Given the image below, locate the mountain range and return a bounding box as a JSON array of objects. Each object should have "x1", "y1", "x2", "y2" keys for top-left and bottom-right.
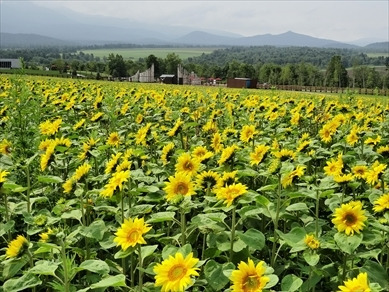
[{"x1": 1, "y1": 1, "x2": 388, "y2": 50}]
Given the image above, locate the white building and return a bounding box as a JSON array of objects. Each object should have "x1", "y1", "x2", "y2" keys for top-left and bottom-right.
[{"x1": 0, "y1": 59, "x2": 22, "y2": 69}]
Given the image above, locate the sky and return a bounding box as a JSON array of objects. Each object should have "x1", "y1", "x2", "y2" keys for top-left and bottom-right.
[{"x1": 30, "y1": 0, "x2": 389, "y2": 42}]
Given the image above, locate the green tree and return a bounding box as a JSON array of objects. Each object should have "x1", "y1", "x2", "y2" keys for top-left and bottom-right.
[
  {"x1": 107, "y1": 53, "x2": 127, "y2": 78},
  {"x1": 165, "y1": 53, "x2": 181, "y2": 74},
  {"x1": 325, "y1": 55, "x2": 348, "y2": 87}
]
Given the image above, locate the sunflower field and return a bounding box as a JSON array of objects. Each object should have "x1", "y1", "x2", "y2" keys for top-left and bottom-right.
[{"x1": 0, "y1": 74, "x2": 388, "y2": 292}]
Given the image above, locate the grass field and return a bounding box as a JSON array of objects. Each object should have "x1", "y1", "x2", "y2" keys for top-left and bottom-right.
[{"x1": 79, "y1": 47, "x2": 219, "y2": 60}]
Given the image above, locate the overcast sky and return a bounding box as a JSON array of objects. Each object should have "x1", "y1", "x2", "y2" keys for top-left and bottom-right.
[{"x1": 31, "y1": 0, "x2": 389, "y2": 42}]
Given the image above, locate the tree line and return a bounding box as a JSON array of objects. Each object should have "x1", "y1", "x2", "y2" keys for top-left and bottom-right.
[{"x1": 0, "y1": 46, "x2": 388, "y2": 89}]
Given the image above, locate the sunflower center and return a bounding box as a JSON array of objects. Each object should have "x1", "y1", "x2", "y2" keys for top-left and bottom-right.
[
  {"x1": 127, "y1": 229, "x2": 140, "y2": 242},
  {"x1": 175, "y1": 182, "x2": 189, "y2": 195},
  {"x1": 184, "y1": 161, "x2": 193, "y2": 171},
  {"x1": 168, "y1": 264, "x2": 187, "y2": 281},
  {"x1": 243, "y1": 274, "x2": 260, "y2": 290},
  {"x1": 344, "y1": 213, "x2": 357, "y2": 225}
]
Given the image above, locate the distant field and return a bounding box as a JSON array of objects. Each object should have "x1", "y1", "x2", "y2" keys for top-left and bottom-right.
[
  {"x1": 80, "y1": 47, "x2": 219, "y2": 60},
  {"x1": 366, "y1": 52, "x2": 389, "y2": 58}
]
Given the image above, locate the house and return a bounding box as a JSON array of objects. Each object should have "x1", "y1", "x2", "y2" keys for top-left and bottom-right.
[
  {"x1": 227, "y1": 78, "x2": 258, "y2": 89},
  {"x1": 0, "y1": 58, "x2": 22, "y2": 69}
]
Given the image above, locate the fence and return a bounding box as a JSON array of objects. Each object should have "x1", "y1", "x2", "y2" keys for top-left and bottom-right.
[{"x1": 257, "y1": 84, "x2": 388, "y2": 96}]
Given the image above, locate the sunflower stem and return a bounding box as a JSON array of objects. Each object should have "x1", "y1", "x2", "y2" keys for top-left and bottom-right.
[
  {"x1": 130, "y1": 253, "x2": 135, "y2": 288},
  {"x1": 59, "y1": 239, "x2": 70, "y2": 292},
  {"x1": 229, "y1": 206, "x2": 236, "y2": 262},
  {"x1": 341, "y1": 253, "x2": 348, "y2": 282},
  {"x1": 201, "y1": 232, "x2": 207, "y2": 260},
  {"x1": 138, "y1": 245, "x2": 143, "y2": 292},
  {"x1": 381, "y1": 177, "x2": 385, "y2": 194},
  {"x1": 121, "y1": 190, "x2": 125, "y2": 224},
  {"x1": 181, "y1": 208, "x2": 186, "y2": 245},
  {"x1": 179, "y1": 131, "x2": 186, "y2": 151},
  {"x1": 25, "y1": 165, "x2": 31, "y2": 214},
  {"x1": 271, "y1": 173, "x2": 282, "y2": 267},
  {"x1": 315, "y1": 188, "x2": 320, "y2": 237}
]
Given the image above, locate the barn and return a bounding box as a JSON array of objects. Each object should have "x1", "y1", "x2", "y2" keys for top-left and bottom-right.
[
  {"x1": 227, "y1": 78, "x2": 258, "y2": 89},
  {"x1": 160, "y1": 74, "x2": 177, "y2": 84},
  {"x1": 0, "y1": 59, "x2": 22, "y2": 69}
]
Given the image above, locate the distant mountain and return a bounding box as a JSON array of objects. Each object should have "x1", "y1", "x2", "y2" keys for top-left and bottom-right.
[
  {"x1": 0, "y1": 33, "x2": 75, "y2": 48},
  {"x1": 173, "y1": 31, "x2": 358, "y2": 48},
  {"x1": 364, "y1": 42, "x2": 389, "y2": 52},
  {"x1": 0, "y1": 1, "x2": 384, "y2": 49}
]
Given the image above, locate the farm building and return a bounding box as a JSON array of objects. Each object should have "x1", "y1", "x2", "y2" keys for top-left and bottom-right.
[
  {"x1": 227, "y1": 78, "x2": 258, "y2": 89},
  {"x1": 130, "y1": 63, "x2": 155, "y2": 82},
  {"x1": 0, "y1": 58, "x2": 21, "y2": 69},
  {"x1": 160, "y1": 74, "x2": 178, "y2": 84}
]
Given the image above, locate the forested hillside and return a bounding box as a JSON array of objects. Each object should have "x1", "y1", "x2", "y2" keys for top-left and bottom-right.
[{"x1": 187, "y1": 46, "x2": 387, "y2": 68}]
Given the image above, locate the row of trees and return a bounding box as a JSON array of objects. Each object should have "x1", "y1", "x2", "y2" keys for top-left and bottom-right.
[{"x1": 1, "y1": 46, "x2": 388, "y2": 88}]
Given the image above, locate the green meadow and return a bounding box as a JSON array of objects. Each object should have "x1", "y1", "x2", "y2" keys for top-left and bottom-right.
[{"x1": 80, "y1": 47, "x2": 220, "y2": 60}]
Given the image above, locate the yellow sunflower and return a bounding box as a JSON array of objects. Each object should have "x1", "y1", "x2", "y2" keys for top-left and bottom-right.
[
  {"x1": 175, "y1": 153, "x2": 200, "y2": 177},
  {"x1": 215, "y1": 183, "x2": 248, "y2": 207},
  {"x1": 218, "y1": 145, "x2": 239, "y2": 166},
  {"x1": 161, "y1": 142, "x2": 175, "y2": 165},
  {"x1": 5, "y1": 235, "x2": 29, "y2": 259},
  {"x1": 73, "y1": 118, "x2": 86, "y2": 131},
  {"x1": 250, "y1": 144, "x2": 270, "y2": 166},
  {"x1": 346, "y1": 126, "x2": 359, "y2": 146},
  {"x1": 352, "y1": 165, "x2": 367, "y2": 179},
  {"x1": 195, "y1": 170, "x2": 221, "y2": 191},
  {"x1": 73, "y1": 162, "x2": 92, "y2": 181},
  {"x1": 304, "y1": 234, "x2": 320, "y2": 250},
  {"x1": 373, "y1": 193, "x2": 389, "y2": 212},
  {"x1": 0, "y1": 139, "x2": 12, "y2": 155},
  {"x1": 273, "y1": 148, "x2": 295, "y2": 161},
  {"x1": 167, "y1": 118, "x2": 184, "y2": 137},
  {"x1": 338, "y1": 272, "x2": 371, "y2": 292},
  {"x1": 164, "y1": 172, "x2": 195, "y2": 202},
  {"x1": 332, "y1": 201, "x2": 367, "y2": 235},
  {"x1": 240, "y1": 125, "x2": 257, "y2": 143},
  {"x1": 333, "y1": 173, "x2": 354, "y2": 184},
  {"x1": 192, "y1": 146, "x2": 213, "y2": 162},
  {"x1": 105, "y1": 152, "x2": 122, "y2": 174},
  {"x1": 364, "y1": 161, "x2": 387, "y2": 185},
  {"x1": 114, "y1": 217, "x2": 151, "y2": 250},
  {"x1": 323, "y1": 154, "x2": 344, "y2": 177},
  {"x1": 217, "y1": 171, "x2": 238, "y2": 188},
  {"x1": 154, "y1": 252, "x2": 200, "y2": 292},
  {"x1": 0, "y1": 169, "x2": 9, "y2": 183},
  {"x1": 230, "y1": 258, "x2": 270, "y2": 292},
  {"x1": 63, "y1": 178, "x2": 75, "y2": 194},
  {"x1": 107, "y1": 132, "x2": 120, "y2": 147},
  {"x1": 377, "y1": 145, "x2": 389, "y2": 157},
  {"x1": 211, "y1": 132, "x2": 223, "y2": 153}
]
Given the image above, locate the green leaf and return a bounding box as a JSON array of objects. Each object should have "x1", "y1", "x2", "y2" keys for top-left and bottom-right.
[
  {"x1": 114, "y1": 246, "x2": 136, "y2": 259},
  {"x1": 303, "y1": 250, "x2": 320, "y2": 266},
  {"x1": 0, "y1": 220, "x2": 15, "y2": 237},
  {"x1": 255, "y1": 194, "x2": 271, "y2": 206},
  {"x1": 28, "y1": 260, "x2": 59, "y2": 276},
  {"x1": 89, "y1": 274, "x2": 128, "y2": 289},
  {"x1": 276, "y1": 227, "x2": 306, "y2": 247},
  {"x1": 233, "y1": 238, "x2": 247, "y2": 252},
  {"x1": 61, "y1": 209, "x2": 82, "y2": 222},
  {"x1": 286, "y1": 202, "x2": 308, "y2": 212},
  {"x1": 80, "y1": 220, "x2": 106, "y2": 241},
  {"x1": 2, "y1": 257, "x2": 29, "y2": 279},
  {"x1": 37, "y1": 175, "x2": 64, "y2": 184},
  {"x1": 265, "y1": 274, "x2": 279, "y2": 289},
  {"x1": 281, "y1": 274, "x2": 303, "y2": 292},
  {"x1": 204, "y1": 260, "x2": 234, "y2": 291},
  {"x1": 239, "y1": 228, "x2": 265, "y2": 251},
  {"x1": 139, "y1": 245, "x2": 158, "y2": 261},
  {"x1": 361, "y1": 260, "x2": 389, "y2": 290},
  {"x1": 147, "y1": 212, "x2": 176, "y2": 223},
  {"x1": 3, "y1": 273, "x2": 42, "y2": 292},
  {"x1": 137, "y1": 185, "x2": 160, "y2": 193},
  {"x1": 238, "y1": 168, "x2": 259, "y2": 177},
  {"x1": 78, "y1": 260, "x2": 110, "y2": 275},
  {"x1": 334, "y1": 232, "x2": 362, "y2": 254}
]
